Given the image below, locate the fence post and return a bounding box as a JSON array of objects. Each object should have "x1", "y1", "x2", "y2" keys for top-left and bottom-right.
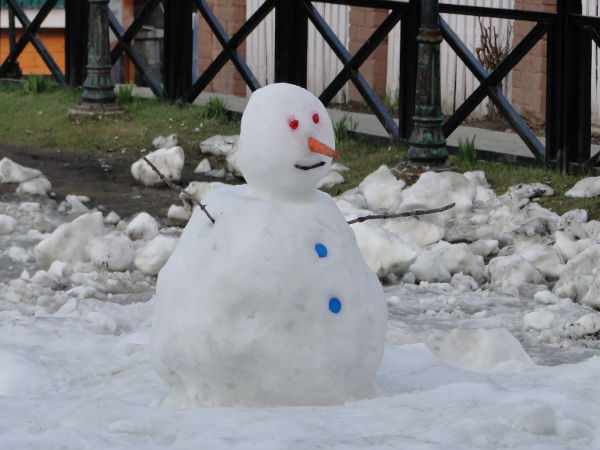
[
  {"x1": 406, "y1": 0, "x2": 448, "y2": 168},
  {"x1": 557, "y1": 0, "x2": 587, "y2": 173},
  {"x1": 398, "y1": 0, "x2": 419, "y2": 141},
  {"x1": 274, "y1": 0, "x2": 307, "y2": 87},
  {"x1": 164, "y1": 0, "x2": 193, "y2": 102},
  {"x1": 65, "y1": 0, "x2": 88, "y2": 86}
]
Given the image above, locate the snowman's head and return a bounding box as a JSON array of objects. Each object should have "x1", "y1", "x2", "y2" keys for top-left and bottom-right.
[{"x1": 238, "y1": 83, "x2": 337, "y2": 200}]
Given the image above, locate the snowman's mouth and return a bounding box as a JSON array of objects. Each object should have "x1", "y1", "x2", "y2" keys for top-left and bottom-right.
[{"x1": 295, "y1": 161, "x2": 326, "y2": 170}]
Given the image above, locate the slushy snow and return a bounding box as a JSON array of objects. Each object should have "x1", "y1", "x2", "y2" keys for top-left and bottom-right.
[{"x1": 2, "y1": 100, "x2": 600, "y2": 446}]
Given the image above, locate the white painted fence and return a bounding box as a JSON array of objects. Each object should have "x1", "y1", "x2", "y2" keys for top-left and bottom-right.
[
  {"x1": 246, "y1": 0, "x2": 349, "y2": 102},
  {"x1": 584, "y1": 0, "x2": 600, "y2": 125}
]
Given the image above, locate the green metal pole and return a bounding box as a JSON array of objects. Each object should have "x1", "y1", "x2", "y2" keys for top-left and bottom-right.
[
  {"x1": 406, "y1": 0, "x2": 447, "y2": 168},
  {"x1": 70, "y1": 0, "x2": 122, "y2": 114}
]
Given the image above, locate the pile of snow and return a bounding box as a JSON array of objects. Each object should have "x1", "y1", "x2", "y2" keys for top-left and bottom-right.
[
  {"x1": 0, "y1": 157, "x2": 52, "y2": 196},
  {"x1": 131, "y1": 146, "x2": 185, "y2": 187},
  {"x1": 2, "y1": 150, "x2": 600, "y2": 447}
]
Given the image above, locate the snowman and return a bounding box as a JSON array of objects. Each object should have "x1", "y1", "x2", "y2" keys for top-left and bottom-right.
[{"x1": 151, "y1": 83, "x2": 387, "y2": 408}]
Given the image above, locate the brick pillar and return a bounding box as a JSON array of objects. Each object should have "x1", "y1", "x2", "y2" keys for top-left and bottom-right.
[
  {"x1": 511, "y1": 0, "x2": 556, "y2": 125},
  {"x1": 348, "y1": 6, "x2": 388, "y2": 103},
  {"x1": 196, "y1": 0, "x2": 246, "y2": 96}
]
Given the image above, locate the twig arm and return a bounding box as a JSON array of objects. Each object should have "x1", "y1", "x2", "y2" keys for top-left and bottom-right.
[
  {"x1": 347, "y1": 203, "x2": 455, "y2": 225},
  {"x1": 142, "y1": 156, "x2": 216, "y2": 224}
]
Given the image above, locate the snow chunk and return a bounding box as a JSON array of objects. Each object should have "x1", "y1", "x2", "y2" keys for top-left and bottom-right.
[
  {"x1": 0, "y1": 157, "x2": 41, "y2": 182},
  {"x1": 200, "y1": 134, "x2": 238, "y2": 156},
  {"x1": 226, "y1": 151, "x2": 241, "y2": 177},
  {"x1": 358, "y1": 165, "x2": 406, "y2": 212},
  {"x1": 408, "y1": 251, "x2": 451, "y2": 283},
  {"x1": 104, "y1": 211, "x2": 121, "y2": 226},
  {"x1": 383, "y1": 217, "x2": 444, "y2": 247},
  {"x1": 85, "y1": 311, "x2": 118, "y2": 334},
  {"x1": 399, "y1": 171, "x2": 476, "y2": 217},
  {"x1": 152, "y1": 133, "x2": 178, "y2": 149},
  {"x1": 431, "y1": 242, "x2": 485, "y2": 280},
  {"x1": 317, "y1": 170, "x2": 344, "y2": 190},
  {"x1": 87, "y1": 234, "x2": 135, "y2": 271},
  {"x1": 518, "y1": 244, "x2": 563, "y2": 280},
  {"x1": 431, "y1": 328, "x2": 533, "y2": 371},
  {"x1": 521, "y1": 403, "x2": 556, "y2": 435},
  {"x1": 126, "y1": 212, "x2": 158, "y2": 241},
  {"x1": 0, "y1": 214, "x2": 17, "y2": 234},
  {"x1": 533, "y1": 290, "x2": 561, "y2": 305},
  {"x1": 554, "y1": 244, "x2": 600, "y2": 301},
  {"x1": 131, "y1": 146, "x2": 184, "y2": 186},
  {"x1": 523, "y1": 310, "x2": 556, "y2": 331},
  {"x1": 581, "y1": 268, "x2": 600, "y2": 309},
  {"x1": 567, "y1": 313, "x2": 600, "y2": 337},
  {"x1": 167, "y1": 205, "x2": 191, "y2": 225},
  {"x1": 58, "y1": 195, "x2": 90, "y2": 215},
  {"x1": 350, "y1": 222, "x2": 418, "y2": 278},
  {"x1": 34, "y1": 211, "x2": 105, "y2": 266},
  {"x1": 565, "y1": 176, "x2": 600, "y2": 198},
  {"x1": 184, "y1": 181, "x2": 227, "y2": 203},
  {"x1": 194, "y1": 158, "x2": 211, "y2": 174},
  {"x1": 134, "y1": 235, "x2": 177, "y2": 275},
  {"x1": 488, "y1": 254, "x2": 543, "y2": 295},
  {"x1": 16, "y1": 177, "x2": 51, "y2": 196},
  {"x1": 469, "y1": 239, "x2": 499, "y2": 257},
  {"x1": 8, "y1": 246, "x2": 30, "y2": 263}
]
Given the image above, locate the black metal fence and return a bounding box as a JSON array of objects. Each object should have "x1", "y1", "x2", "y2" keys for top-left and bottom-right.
[{"x1": 1, "y1": 0, "x2": 599, "y2": 173}]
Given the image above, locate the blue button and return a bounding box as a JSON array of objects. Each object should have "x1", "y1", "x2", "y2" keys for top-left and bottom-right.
[
  {"x1": 329, "y1": 297, "x2": 341, "y2": 314},
  {"x1": 315, "y1": 243, "x2": 327, "y2": 258}
]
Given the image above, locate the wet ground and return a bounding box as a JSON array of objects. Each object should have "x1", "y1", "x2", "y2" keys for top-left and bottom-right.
[{"x1": 0, "y1": 144, "x2": 211, "y2": 220}]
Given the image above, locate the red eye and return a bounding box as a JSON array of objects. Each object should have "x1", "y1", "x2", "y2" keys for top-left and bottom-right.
[
  {"x1": 312, "y1": 113, "x2": 320, "y2": 124},
  {"x1": 289, "y1": 119, "x2": 299, "y2": 130}
]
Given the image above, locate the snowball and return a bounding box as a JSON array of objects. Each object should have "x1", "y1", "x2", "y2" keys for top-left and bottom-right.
[
  {"x1": 134, "y1": 235, "x2": 177, "y2": 275},
  {"x1": 358, "y1": 165, "x2": 406, "y2": 212},
  {"x1": 104, "y1": 211, "x2": 121, "y2": 226},
  {"x1": 126, "y1": 212, "x2": 158, "y2": 240},
  {"x1": 34, "y1": 212, "x2": 106, "y2": 266},
  {"x1": 582, "y1": 268, "x2": 600, "y2": 309},
  {"x1": 0, "y1": 157, "x2": 42, "y2": 183},
  {"x1": 226, "y1": 151, "x2": 242, "y2": 177},
  {"x1": 0, "y1": 214, "x2": 17, "y2": 234},
  {"x1": 469, "y1": 239, "x2": 499, "y2": 257},
  {"x1": 350, "y1": 221, "x2": 418, "y2": 278},
  {"x1": 431, "y1": 328, "x2": 533, "y2": 371},
  {"x1": 199, "y1": 134, "x2": 238, "y2": 156},
  {"x1": 7, "y1": 246, "x2": 29, "y2": 263},
  {"x1": 317, "y1": 170, "x2": 344, "y2": 189},
  {"x1": 408, "y1": 250, "x2": 451, "y2": 283},
  {"x1": 565, "y1": 176, "x2": 600, "y2": 198},
  {"x1": 193, "y1": 158, "x2": 211, "y2": 174},
  {"x1": 567, "y1": 313, "x2": 600, "y2": 337},
  {"x1": 87, "y1": 234, "x2": 135, "y2": 271},
  {"x1": 533, "y1": 290, "x2": 561, "y2": 305},
  {"x1": 152, "y1": 133, "x2": 178, "y2": 149},
  {"x1": 184, "y1": 181, "x2": 226, "y2": 203},
  {"x1": 16, "y1": 176, "x2": 51, "y2": 196},
  {"x1": 523, "y1": 310, "x2": 556, "y2": 331},
  {"x1": 521, "y1": 403, "x2": 556, "y2": 435},
  {"x1": 167, "y1": 204, "x2": 191, "y2": 225},
  {"x1": 383, "y1": 217, "x2": 444, "y2": 247},
  {"x1": 131, "y1": 146, "x2": 184, "y2": 186}
]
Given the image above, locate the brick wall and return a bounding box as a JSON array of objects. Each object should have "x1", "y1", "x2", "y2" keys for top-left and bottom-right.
[
  {"x1": 348, "y1": 6, "x2": 388, "y2": 102},
  {"x1": 511, "y1": 0, "x2": 556, "y2": 125},
  {"x1": 196, "y1": 0, "x2": 247, "y2": 97}
]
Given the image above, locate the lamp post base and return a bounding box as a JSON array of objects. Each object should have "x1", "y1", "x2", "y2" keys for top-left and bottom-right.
[{"x1": 69, "y1": 102, "x2": 123, "y2": 115}]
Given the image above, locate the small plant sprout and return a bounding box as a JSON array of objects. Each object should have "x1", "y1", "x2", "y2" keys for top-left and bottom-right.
[
  {"x1": 457, "y1": 135, "x2": 478, "y2": 168},
  {"x1": 200, "y1": 96, "x2": 229, "y2": 120},
  {"x1": 116, "y1": 83, "x2": 135, "y2": 104},
  {"x1": 334, "y1": 113, "x2": 358, "y2": 142},
  {"x1": 23, "y1": 74, "x2": 53, "y2": 95}
]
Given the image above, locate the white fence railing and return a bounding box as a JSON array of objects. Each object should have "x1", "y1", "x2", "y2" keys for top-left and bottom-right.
[{"x1": 584, "y1": 0, "x2": 600, "y2": 125}]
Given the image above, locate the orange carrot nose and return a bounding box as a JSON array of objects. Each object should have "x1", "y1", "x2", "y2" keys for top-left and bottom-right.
[{"x1": 308, "y1": 137, "x2": 340, "y2": 158}]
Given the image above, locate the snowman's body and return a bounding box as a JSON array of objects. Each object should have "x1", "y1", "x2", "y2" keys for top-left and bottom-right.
[{"x1": 151, "y1": 83, "x2": 387, "y2": 407}]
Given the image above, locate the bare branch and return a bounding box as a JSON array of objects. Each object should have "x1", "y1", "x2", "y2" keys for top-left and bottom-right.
[
  {"x1": 142, "y1": 156, "x2": 215, "y2": 224},
  {"x1": 347, "y1": 203, "x2": 455, "y2": 225}
]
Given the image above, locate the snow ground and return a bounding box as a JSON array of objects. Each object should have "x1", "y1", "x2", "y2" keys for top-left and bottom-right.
[{"x1": 1, "y1": 156, "x2": 600, "y2": 449}]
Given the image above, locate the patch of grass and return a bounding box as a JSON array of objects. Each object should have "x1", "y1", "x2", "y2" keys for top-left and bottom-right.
[
  {"x1": 333, "y1": 113, "x2": 358, "y2": 142},
  {"x1": 382, "y1": 89, "x2": 399, "y2": 113},
  {"x1": 198, "y1": 96, "x2": 228, "y2": 120},
  {"x1": 23, "y1": 74, "x2": 54, "y2": 95},
  {"x1": 115, "y1": 83, "x2": 135, "y2": 104},
  {"x1": 457, "y1": 135, "x2": 477, "y2": 168}
]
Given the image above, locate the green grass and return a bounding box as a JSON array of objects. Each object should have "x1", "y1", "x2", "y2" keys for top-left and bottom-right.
[
  {"x1": 115, "y1": 83, "x2": 135, "y2": 104},
  {"x1": 0, "y1": 84, "x2": 597, "y2": 219}
]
